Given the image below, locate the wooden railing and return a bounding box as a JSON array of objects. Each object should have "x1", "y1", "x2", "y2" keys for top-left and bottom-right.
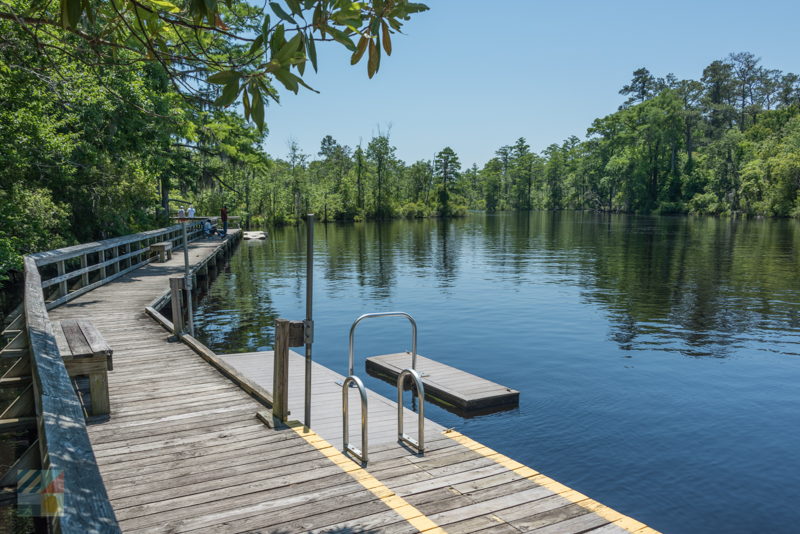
[
  {"x1": 30, "y1": 222, "x2": 203, "y2": 309},
  {"x1": 0, "y1": 222, "x2": 202, "y2": 532}
]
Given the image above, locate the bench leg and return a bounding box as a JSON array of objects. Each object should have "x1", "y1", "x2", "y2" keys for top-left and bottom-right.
[{"x1": 89, "y1": 372, "x2": 110, "y2": 415}]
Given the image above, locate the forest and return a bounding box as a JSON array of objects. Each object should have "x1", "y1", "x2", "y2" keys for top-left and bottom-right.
[{"x1": 2, "y1": 0, "x2": 799, "y2": 288}]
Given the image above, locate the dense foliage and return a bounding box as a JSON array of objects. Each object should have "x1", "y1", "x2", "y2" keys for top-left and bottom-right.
[
  {"x1": 471, "y1": 53, "x2": 800, "y2": 216},
  {"x1": 0, "y1": 0, "x2": 427, "y2": 283}
]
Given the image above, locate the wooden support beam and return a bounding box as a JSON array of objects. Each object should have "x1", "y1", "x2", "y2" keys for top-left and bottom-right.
[
  {"x1": 0, "y1": 439, "x2": 41, "y2": 488},
  {"x1": 80, "y1": 254, "x2": 89, "y2": 288},
  {"x1": 0, "y1": 416, "x2": 36, "y2": 432},
  {"x1": 0, "y1": 383, "x2": 35, "y2": 419},
  {"x1": 1, "y1": 355, "x2": 31, "y2": 379},
  {"x1": 273, "y1": 319, "x2": 290, "y2": 422},
  {"x1": 169, "y1": 278, "x2": 185, "y2": 336},
  {"x1": 0, "y1": 376, "x2": 31, "y2": 388},
  {"x1": 56, "y1": 260, "x2": 67, "y2": 298},
  {"x1": 99, "y1": 249, "x2": 106, "y2": 280}
]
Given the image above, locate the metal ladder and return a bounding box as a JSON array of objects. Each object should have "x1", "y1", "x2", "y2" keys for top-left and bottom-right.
[
  {"x1": 397, "y1": 368, "x2": 425, "y2": 454},
  {"x1": 341, "y1": 312, "x2": 426, "y2": 464}
]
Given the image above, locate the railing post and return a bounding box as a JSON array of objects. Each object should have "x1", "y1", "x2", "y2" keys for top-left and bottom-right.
[
  {"x1": 56, "y1": 260, "x2": 67, "y2": 298},
  {"x1": 80, "y1": 253, "x2": 89, "y2": 288},
  {"x1": 273, "y1": 319, "x2": 290, "y2": 422},
  {"x1": 99, "y1": 249, "x2": 107, "y2": 281},
  {"x1": 169, "y1": 277, "x2": 185, "y2": 336},
  {"x1": 273, "y1": 319, "x2": 304, "y2": 423}
]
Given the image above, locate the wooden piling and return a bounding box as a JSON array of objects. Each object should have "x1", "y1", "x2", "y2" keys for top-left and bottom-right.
[{"x1": 169, "y1": 277, "x2": 185, "y2": 335}]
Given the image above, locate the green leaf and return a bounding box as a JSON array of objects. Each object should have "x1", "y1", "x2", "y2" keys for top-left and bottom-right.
[
  {"x1": 273, "y1": 68, "x2": 298, "y2": 93},
  {"x1": 381, "y1": 20, "x2": 392, "y2": 55},
  {"x1": 242, "y1": 88, "x2": 251, "y2": 120},
  {"x1": 285, "y1": 0, "x2": 301, "y2": 15},
  {"x1": 306, "y1": 34, "x2": 318, "y2": 72},
  {"x1": 270, "y1": 24, "x2": 285, "y2": 55},
  {"x1": 367, "y1": 38, "x2": 380, "y2": 78},
  {"x1": 248, "y1": 34, "x2": 264, "y2": 55},
  {"x1": 252, "y1": 88, "x2": 265, "y2": 131},
  {"x1": 61, "y1": 0, "x2": 82, "y2": 29},
  {"x1": 215, "y1": 79, "x2": 240, "y2": 106},
  {"x1": 351, "y1": 35, "x2": 368, "y2": 65},
  {"x1": 143, "y1": 0, "x2": 180, "y2": 13},
  {"x1": 275, "y1": 33, "x2": 303, "y2": 63},
  {"x1": 262, "y1": 14, "x2": 271, "y2": 35},
  {"x1": 326, "y1": 26, "x2": 356, "y2": 51},
  {"x1": 207, "y1": 70, "x2": 240, "y2": 85},
  {"x1": 270, "y1": 2, "x2": 295, "y2": 23}
]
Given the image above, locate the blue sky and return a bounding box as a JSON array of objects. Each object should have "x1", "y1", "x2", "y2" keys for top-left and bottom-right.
[{"x1": 261, "y1": 0, "x2": 800, "y2": 167}]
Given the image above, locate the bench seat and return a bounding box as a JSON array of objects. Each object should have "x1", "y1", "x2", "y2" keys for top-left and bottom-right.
[
  {"x1": 53, "y1": 319, "x2": 113, "y2": 416},
  {"x1": 151, "y1": 241, "x2": 173, "y2": 262}
]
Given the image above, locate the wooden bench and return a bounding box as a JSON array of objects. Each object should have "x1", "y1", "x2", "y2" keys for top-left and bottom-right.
[
  {"x1": 53, "y1": 319, "x2": 113, "y2": 416},
  {"x1": 151, "y1": 241, "x2": 173, "y2": 262}
]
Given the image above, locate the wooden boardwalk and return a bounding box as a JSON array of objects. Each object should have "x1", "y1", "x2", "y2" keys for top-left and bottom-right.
[{"x1": 41, "y1": 233, "x2": 657, "y2": 533}]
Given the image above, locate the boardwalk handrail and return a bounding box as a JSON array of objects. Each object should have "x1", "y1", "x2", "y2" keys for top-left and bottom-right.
[
  {"x1": 348, "y1": 311, "x2": 417, "y2": 377},
  {"x1": 29, "y1": 222, "x2": 203, "y2": 309},
  {"x1": 22, "y1": 255, "x2": 120, "y2": 532},
  {"x1": 6, "y1": 221, "x2": 206, "y2": 532}
]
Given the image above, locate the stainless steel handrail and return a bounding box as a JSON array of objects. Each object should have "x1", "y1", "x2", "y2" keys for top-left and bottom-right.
[
  {"x1": 348, "y1": 312, "x2": 417, "y2": 377},
  {"x1": 397, "y1": 368, "x2": 425, "y2": 454},
  {"x1": 342, "y1": 375, "x2": 369, "y2": 464}
]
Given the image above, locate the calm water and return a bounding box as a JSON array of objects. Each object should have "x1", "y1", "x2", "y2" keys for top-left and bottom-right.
[{"x1": 194, "y1": 212, "x2": 800, "y2": 534}]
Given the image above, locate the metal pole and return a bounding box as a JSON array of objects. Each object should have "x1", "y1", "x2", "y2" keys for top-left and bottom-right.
[
  {"x1": 181, "y1": 221, "x2": 195, "y2": 337},
  {"x1": 304, "y1": 214, "x2": 314, "y2": 428}
]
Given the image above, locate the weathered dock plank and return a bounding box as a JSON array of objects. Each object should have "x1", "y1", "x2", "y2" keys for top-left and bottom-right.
[{"x1": 366, "y1": 351, "x2": 520, "y2": 412}]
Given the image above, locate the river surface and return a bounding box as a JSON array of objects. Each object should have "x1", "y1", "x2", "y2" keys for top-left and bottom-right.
[{"x1": 193, "y1": 212, "x2": 800, "y2": 534}]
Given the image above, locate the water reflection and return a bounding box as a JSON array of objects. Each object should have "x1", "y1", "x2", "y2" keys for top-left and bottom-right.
[
  {"x1": 192, "y1": 212, "x2": 800, "y2": 534},
  {"x1": 196, "y1": 212, "x2": 800, "y2": 359}
]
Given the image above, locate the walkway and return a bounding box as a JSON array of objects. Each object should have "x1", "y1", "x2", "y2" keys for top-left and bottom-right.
[{"x1": 45, "y1": 234, "x2": 656, "y2": 533}]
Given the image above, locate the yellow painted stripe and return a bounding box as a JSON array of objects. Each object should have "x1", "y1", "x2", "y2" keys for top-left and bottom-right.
[
  {"x1": 442, "y1": 429, "x2": 659, "y2": 534},
  {"x1": 287, "y1": 421, "x2": 447, "y2": 534}
]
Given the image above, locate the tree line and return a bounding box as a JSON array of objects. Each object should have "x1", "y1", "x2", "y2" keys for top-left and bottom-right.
[{"x1": 3, "y1": 42, "x2": 799, "y2": 290}]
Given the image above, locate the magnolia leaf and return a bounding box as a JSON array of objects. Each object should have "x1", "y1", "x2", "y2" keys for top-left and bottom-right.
[
  {"x1": 381, "y1": 20, "x2": 392, "y2": 55},
  {"x1": 207, "y1": 70, "x2": 240, "y2": 85},
  {"x1": 252, "y1": 88, "x2": 265, "y2": 131},
  {"x1": 351, "y1": 35, "x2": 368, "y2": 65},
  {"x1": 306, "y1": 34, "x2": 318, "y2": 72},
  {"x1": 285, "y1": 0, "x2": 301, "y2": 15},
  {"x1": 275, "y1": 33, "x2": 303, "y2": 63},
  {"x1": 215, "y1": 79, "x2": 240, "y2": 106},
  {"x1": 273, "y1": 68, "x2": 298, "y2": 93},
  {"x1": 61, "y1": 0, "x2": 82, "y2": 29},
  {"x1": 248, "y1": 34, "x2": 264, "y2": 55},
  {"x1": 144, "y1": 0, "x2": 180, "y2": 13},
  {"x1": 326, "y1": 26, "x2": 355, "y2": 51},
  {"x1": 242, "y1": 89, "x2": 251, "y2": 120},
  {"x1": 270, "y1": 2, "x2": 295, "y2": 23},
  {"x1": 367, "y1": 38, "x2": 379, "y2": 78}
]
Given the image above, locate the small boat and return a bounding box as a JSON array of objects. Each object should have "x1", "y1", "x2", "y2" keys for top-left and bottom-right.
[{"x1": 243, "y1": 231, "x2": 268, "y2": 240}]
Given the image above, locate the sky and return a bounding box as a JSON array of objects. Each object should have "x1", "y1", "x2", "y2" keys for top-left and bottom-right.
[{"x1": 260, "y1": 0, "x2": 800, "y2": 168}]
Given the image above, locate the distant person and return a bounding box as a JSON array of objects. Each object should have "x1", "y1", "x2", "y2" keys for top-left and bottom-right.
[
  {"x1": 203, "y1": 218, "x2": 219, "y2": 238},
  {"x1": 220, "y1": 205, "x2": 228, "y2": 236},
  {"x1": 177, "y1": 206, "x2": 185, "y2": 219},
  {"x1": 187, "y1": 205, "x2": 196, "y2": 218}
]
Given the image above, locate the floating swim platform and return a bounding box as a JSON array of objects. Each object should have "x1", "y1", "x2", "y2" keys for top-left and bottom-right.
[{"x1": 365, "y1": 352, "x2": 519, "y2": 414}]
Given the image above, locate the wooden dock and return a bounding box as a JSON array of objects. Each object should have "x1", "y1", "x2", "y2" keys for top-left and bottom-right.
[
  {"x1": 366, "y1": 352, "x2": 520, "y2": 414},
  {"x1": 2, "y1": 224, "x2": 660, "y2": 533}
]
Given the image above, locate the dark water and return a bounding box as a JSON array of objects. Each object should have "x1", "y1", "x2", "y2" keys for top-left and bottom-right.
[{"x1": 193, "y1": 212, "x2": 800, "y2": 534}]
